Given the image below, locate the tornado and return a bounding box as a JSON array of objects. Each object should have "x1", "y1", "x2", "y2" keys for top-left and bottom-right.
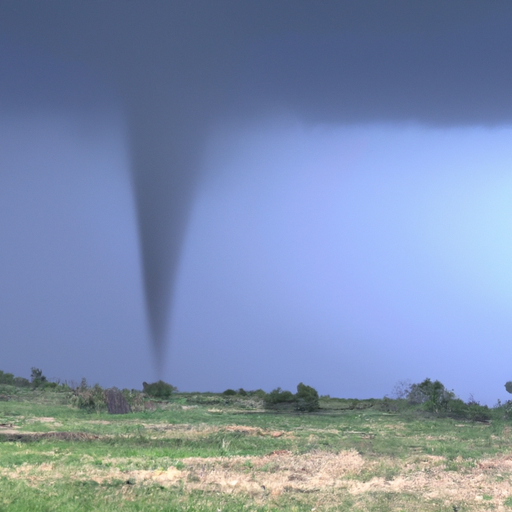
[{"x1": 127, "y1": 105, "x2": 204, "y2": 371}]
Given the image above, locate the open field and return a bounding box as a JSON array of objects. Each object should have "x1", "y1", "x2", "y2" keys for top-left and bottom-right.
[{"x1": 2, "y1": 388, "x2": 512, "y2": 511}]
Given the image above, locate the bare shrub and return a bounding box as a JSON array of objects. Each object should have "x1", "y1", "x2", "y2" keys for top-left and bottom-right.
[
  {"x1": 70, "y1": 380, "x2": 106, "y2": 413},
  {"x1": 391, "y1": 379, "x2": 412, "y2": 399}
]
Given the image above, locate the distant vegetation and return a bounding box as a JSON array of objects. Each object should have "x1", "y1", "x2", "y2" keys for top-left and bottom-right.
[
  {"x1": 30, "y1": 367, "x2": 47, "y2": 388},
  {"x1": 391, "y1": 377, "x2": 492, "y2": 422},
  {"x1": 0, "y1": 370, "x2": 15, "y2": 385},
  {"x1": 263, "y1": 383, "x2": 320, "y2": 412},
  {"x1": 142, "y1": 380, "x2": 177, "y2": 398},
  {"x1": 222, "y1": 388, "x2": 266, "y2": 398},
  {"x1": 0, "y1": 367, "x2": 508, "y2": 422}
]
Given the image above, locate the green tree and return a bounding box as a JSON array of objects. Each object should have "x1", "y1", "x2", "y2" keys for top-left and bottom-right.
[
  {"x1": 30, "y1": 367, "x2": 47, "y2": 388},
  {"x1": 0, "y1": 370, "x2": 15, "y2": 385},
  {"x1": 407, "y1": 378, "x2": 455, "y2": 413},
  {"x1": 142, "y1": 380, "x2": 177, "y2": 398},
  {"x1": 263, "y1": 384, "x2": 320, "y2": 412},
  {"x1": 263, "y1": 387, "x2": 294, "y2": 406},
  {"x1": 295, "y1": 382, "x2": 319, "y2": 412}
]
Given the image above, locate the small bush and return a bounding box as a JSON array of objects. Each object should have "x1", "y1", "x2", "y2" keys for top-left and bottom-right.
[
  {"x1": 263, "y1": 384, "x2": 320, "y2": 412},
  {"x1": 0, "y1": 370, "x2": 15, "y2": 386},
  {"x1": 31, "y1": 367, "x2": 47, "y2": 388},
  {"x1": 14, "y1": 377, "x2": 30, "y2": 388},
  {"x1": 401, "y1": 378, "x2": 490, "y2": 421},
  {"x1": 222, "y1": 389, "x2": 237, "y2": 396},
  {"x1": 71, "y1": 382, "x2": 107, "y2": 413},
  {"x1": 238, "y1": 388, "x2": 248, "y2": 396},
  {"x1": 407, "y1": 378, "x2": 455, "y2": 413},
  {"x1": 445, "y1": 398, "x2": 467, "y2": 416},
  {"x1": 121, "y1": 389, "x2": 147, "y2": 412},
  {"x1": 446, "y1": 397, "x2": 491, "y2": 422},
  {"x1": 142, "y1": 380, "x2": 177, "y2": 399},
  {"x1": 295, "y1": 382, "x2": 319, "y2": 412},
  {"x1": 264, "y1": 387, "x2": 295, "y2": 406},
  {"x1": 375, "y1": 396, "x2": 401, "y2": 413},
  {"x1": 494, "y1": 399, "x2": 512, "y2": 420},
  {"x1": 249, "y1": 389, "x2": 267, "y2": 398},
  {"x1": 466, "y1": 402, "x2": 491, "y2": 422}
]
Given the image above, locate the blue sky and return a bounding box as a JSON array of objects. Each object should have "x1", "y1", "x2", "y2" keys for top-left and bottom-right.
[{"x1": 167, "y1": 121, "x2": 512, "y2": 403}]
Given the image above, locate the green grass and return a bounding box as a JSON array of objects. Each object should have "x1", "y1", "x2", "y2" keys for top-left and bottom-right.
[{"x1": 1, "y1": 387, "x2": 512, "y2": 511}]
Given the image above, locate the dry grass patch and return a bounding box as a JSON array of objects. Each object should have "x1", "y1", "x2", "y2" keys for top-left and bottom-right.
[
  {"x1": 140, "y1": 422, "x2": 291, "y2": 440},
  {"x1": 7, "y1": 449, "x2": 512, "y2": 509},
  {"x1": 25, "y1": 417, "x2": 59, "y2": 424}
]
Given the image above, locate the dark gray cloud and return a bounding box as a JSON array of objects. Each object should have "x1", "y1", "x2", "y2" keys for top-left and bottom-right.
[{"x1": 2, "y1": 1, "x2": 512, "y2": 370}]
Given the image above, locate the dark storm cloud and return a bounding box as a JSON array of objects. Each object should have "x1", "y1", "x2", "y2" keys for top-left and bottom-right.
[{"x1": 2, "y1": 1, "x2": 512, "y2": 366}]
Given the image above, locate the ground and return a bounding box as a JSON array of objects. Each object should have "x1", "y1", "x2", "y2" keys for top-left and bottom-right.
[{"x1": 1, "y1": 389, "x2": 512, "y2": 511}]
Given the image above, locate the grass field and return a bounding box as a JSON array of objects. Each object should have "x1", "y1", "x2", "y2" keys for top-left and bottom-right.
[{"x1": 1, "y1": 387, "x2": 512, "y2": 511}]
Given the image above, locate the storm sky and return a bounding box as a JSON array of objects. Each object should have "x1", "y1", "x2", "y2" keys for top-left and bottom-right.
[{"x1": 1, "y1": 2, "x2": 512, "y2": 404}]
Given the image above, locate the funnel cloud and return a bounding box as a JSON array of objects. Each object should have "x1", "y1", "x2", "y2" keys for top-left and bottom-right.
[{"x1": 2, "y1": 2, "x2": 512, "y2": 389}]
